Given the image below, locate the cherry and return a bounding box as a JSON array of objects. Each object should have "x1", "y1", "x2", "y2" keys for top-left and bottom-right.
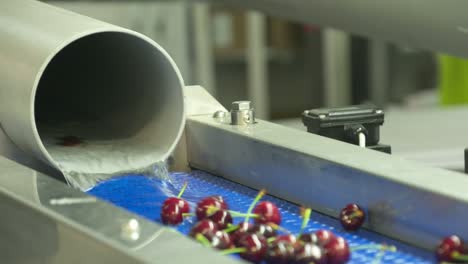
[
  {"x1": 163, "y1": 197, "x2": 190, "y2": 214},
  {"x1": 189, "y1": 219, "x2": 218, "y2": 238},
  {"x1": 295, "y1": 243, "x2": 328, "y2": 264},
  {"x1": 253, "y1": 201, "x2": 281, "y2": 225},
  {"x1": 230, "y1": 222, "x2": 254, "y2": 243},
  {"x1": 206, "y1": 231, "x2": 233, "y2": 250},
  {"x1": 160, "y1": 201, "x2": 183, "y2": 225},
  {"x1": 324, "y1": 236, "x2": 350, "y2": 264},
  {"x1": 265, "y1": 240, "x2": 295, "y2": 264},
  {"x1": 298, "y1": 233, "x2": 319, "y2": 244},
  {"x1": 340, "y1": 203, "x2": 365, "y2": 231},
  {"x1": 315, "y1": 230, "x2": 336, "y2": 246},
  {"x1": 196, "y1": 196, "x2": 228, "y2": 220},
  {"x1": 58, "y1": 136, "x2": 82, "y2": 147},
  {"x1": 436, "y1": 235, "x2": 464, "y2": 262},
  {"x1": 208, "y1": 210, "x2": 233, "y2": 229},
  {"x1": 236, "y1": 233, "x2": 268, "y2": 263},
  {"x1": 275, "y1": 234, "x2": 297, "y2": 244},
  {"x1": 252, "y1": 223, "x2": 277, "y2": 239}
]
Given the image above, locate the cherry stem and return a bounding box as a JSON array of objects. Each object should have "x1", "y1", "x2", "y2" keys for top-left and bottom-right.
[
  {"x1": 267, "y1": 237, "x2": 277, "y2": 243},
  {"x1": 298, "y1": 208, "x2": 312, "y2": 236},
  {"x1": 195, "y1": 233, "x2": 211, "y2": 247},
  {"x1": 351, "y1": 244, "x2": 397, "y2": 252},
  {"x1": 221, "y1": 247, "x2": 247, "y2": 255},
  {"x1": 269, "y1": 223, "x2": 291, "y2": 234},
  {"x1": 452, "y1": 251, "x2": 468, "y2": 261},
  {"x1": 245, "y1": 189, "x2": 266, "y2": 222},
  {"x1": 349, "y1": 210, "x2": 364, "y2": 219},
  {"x1": 182, "y1": 213, "x2": 194, "y2": 217},
  {"x1": 177, "y1": 182, "x2": 188, "y2": 198},
  {"x1": 223, "y1": 224, "x2": 239, "y2": 233}
]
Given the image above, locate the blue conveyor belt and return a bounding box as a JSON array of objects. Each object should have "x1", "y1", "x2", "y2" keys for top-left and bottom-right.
[{"x1": 88, "y1": 170, "x2": 434, "y2": 264}]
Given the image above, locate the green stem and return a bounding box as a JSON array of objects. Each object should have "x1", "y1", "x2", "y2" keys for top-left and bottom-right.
[
  {"x1": 223, "y1": 224, "x2": 239, "y2": 233},
  {"x1": 182, "y1": 213, "x2": 194, "y2": 217},
  {"x1": 269, "y1": 223, "x2": 291, "y2": 234},
  {"x1": 245, "y1": 189, "x2": 266, "y2": 222},
  {"x1": 349, "y1": 210, "x2": 364, "y2": 219},
  {"x1": 195, "y1": 233, "x2": 212, "y2": 247},
  {"x1": 298, "y1": 208, "x2": 312, "y2": 236},
  {"x1": 177, "y1": 182, "x2": 188, "y2": 198},
  {"x1": 267, "y1": 237, "x2": 277, "y2": 243},
  {"x1": 452, "y1": 251, "x2": 468, "y2": 262},
  {"x1": 221, "y1": 248, "x2": 247, "y2": 255}
]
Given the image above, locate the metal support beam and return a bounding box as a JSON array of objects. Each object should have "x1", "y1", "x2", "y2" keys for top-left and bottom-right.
[{"x1": 186, "y1": 114, "x2": 468, "y2": 250}]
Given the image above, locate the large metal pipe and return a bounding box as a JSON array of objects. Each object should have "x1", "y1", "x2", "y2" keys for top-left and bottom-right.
[
  {"x1": 215, "y1": 0, "x2": 468, "y2": 58},
  {"x1": 0, "y1": 0, "x2": 185, "y2": 189}
]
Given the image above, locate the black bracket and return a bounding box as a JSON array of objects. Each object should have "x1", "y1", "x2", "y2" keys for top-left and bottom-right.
[{"x1": 302, "y1": 104, "x2": 391, "y2": 154}]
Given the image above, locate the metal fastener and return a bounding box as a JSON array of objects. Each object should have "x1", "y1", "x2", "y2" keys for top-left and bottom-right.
[{"x1": 231, "y1": 101, "x2": 256, "y2": 125}]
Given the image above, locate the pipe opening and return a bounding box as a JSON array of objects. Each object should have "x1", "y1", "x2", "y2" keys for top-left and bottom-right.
[{"x1": 34, "y1": 32, "x2": 184, "y2": 188}]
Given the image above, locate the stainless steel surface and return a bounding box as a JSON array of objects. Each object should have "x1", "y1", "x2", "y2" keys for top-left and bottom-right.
[
  {"x1": 0, "y1": 156, "x2": 239, "y2": 263},
  {"x1": 0, "y1": 0, "x2": 185, "y2": 187},
  {"x1": 231, "y1": 101, "x2": 256, "y2": 125},
  {"x1": 212, "y1": 0, "x2": 468, "y2": 59},
  {"x1": 186, "y1": 114, "x2": 468, "y2": 250}
]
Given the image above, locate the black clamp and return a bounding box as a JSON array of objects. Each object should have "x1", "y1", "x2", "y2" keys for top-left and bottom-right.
[{"x1": 302, "y1": 104, "x2": 391, "y2": 154}]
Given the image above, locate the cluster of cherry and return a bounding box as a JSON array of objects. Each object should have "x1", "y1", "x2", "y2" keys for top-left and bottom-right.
[{"x1": 159, "y1": 184, "x2": 388, "y2": 263}]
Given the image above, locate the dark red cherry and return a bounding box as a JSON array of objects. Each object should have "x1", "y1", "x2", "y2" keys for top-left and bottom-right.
[
  {"x1": 208, "y1": 210, "x2": 233, "y2": 229},
  {"x1": 160, "y1": 202, "x2": 183, "y2": 225},
  {"x1": 340, "y1": 203, "x2": 365, "y2": 231},
  {"x1": 265, "y1": 240, "x2": 295, "y2": 264},
  {"x1": 295, "y1": 243, "x2": 328, "y2": 264},
  {"x1": 253, "y1": 201, "x2": 281, "y2": 225},
  {"x1": 315, "y1": 230, "x2": 336, "y2": 245},
  {"x1": 58, "y1": 136, "x2": 82, "y2": 147},
  {"x1": 196, "y1": 196, "x2": 228, "y2": 220},
  {"x1": 236, "y1": 233, "x2": 268, "y2": 263},
  {"x1": 275, "y1": 234, "x2": 297, "y2": 244},
  {"x1": 324, "y1": 236, "x2": 350, "y2": 264},
  {"x1": 298, "y1": 233, "x2": 319, "y2": 244},
  {"x1": 163, "y1": 197, "x2": 190, "y2": 214},
  {"x1": 252, "y1": 223, "x2": 277, "y2": 239},
  {"x1": 230, "y1": 222, "x2": 254, "y2": 243},
  {"x1": 189, "y1": 219, "x2": 218, "y2": 238},
  {"x1": 205, "y1": 231, "x2": 233, "y2": 250},
  {"x1": 436, "y1": 235, "x2": 463, "y2": 262}
]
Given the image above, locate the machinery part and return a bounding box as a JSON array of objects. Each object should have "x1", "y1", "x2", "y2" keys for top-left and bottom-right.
[
  {"x1": 231, "y1": 101, "x2": 256, "y2": 125},
  {"x1": 0, "y1": 0, "x2": 185, "y2": 187},
  {"x1": 302, "y1": 104, "x2": 391, "y2": 154},
  {"x1": 186, "y1": 113, "x2": 468, "y2": 250},
  {"x1": 0, "y1": 156, "x2": 237, "y2": 264},
  {"x1": 215, "y1": 0, "x2": 468, "y2": 59}
]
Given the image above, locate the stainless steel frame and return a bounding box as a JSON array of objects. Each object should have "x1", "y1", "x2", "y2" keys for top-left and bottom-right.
[{"x1": 186, "y1": 113, "x2": 468, "y2": 250}]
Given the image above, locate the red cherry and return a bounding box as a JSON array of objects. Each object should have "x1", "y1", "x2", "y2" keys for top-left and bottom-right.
[
  {"x1": 265, "y1": 240, "x2": 295, "y2": 264},
  {"x1": 163, "y1": 197, "x2": 190, "y2": 214},
  {"x1": 295, "y1": 243, "x2": 328, "y2": 264},
  {"x1": 236, "y1": 233, "x2": 268, "y2": 263},
  {"x1": 160, "y1": 202, "x2": 183, "y2": 225},
  {"x1": 340, "y1": 203, "x2": 365, "y2": 231},
  {"x1": 253, "y1": 201, "x2": 281, "y2": 225},
  {"x1": 189, "y1": 219, "x2": 218, "y2": 238},
  {"x1": 208, "y1": 210, "x2": 233, "y2": 229},
  {"x1": 205, "y1": 231, "x2": 233, "y2": 250},
  {"x1": 252, "y1": 223, "x2": 277, "y2": 239},
  {"x1": 230, "y1": 222, "x2": 254, "y2": 243},
  {"x1": 298, "y1": 233, "x2": 319, "y2": 244},
  {"x1": 196, "y1": 196, "x2": 228, "y2": 220},
  {"x1": 315, "y1": 230, "x2": 336, "y2": 245},
  {"x1": 275, "y1": 234, "x2": 297, "y2": 244},
  {"x1": 324, "y1": 236, "x2": 350, "y2": 264},
  {"x1": 436, "y1": 235, "x2": 463, "y2": 262}
]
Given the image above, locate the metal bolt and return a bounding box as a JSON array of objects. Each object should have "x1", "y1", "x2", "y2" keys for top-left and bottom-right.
[
  {"x1": 213, "y1": 110, "x2": 227, "y2": 119},
  {"x1": 232, "y1": 101, "x2": 252, "y2": 111}
]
